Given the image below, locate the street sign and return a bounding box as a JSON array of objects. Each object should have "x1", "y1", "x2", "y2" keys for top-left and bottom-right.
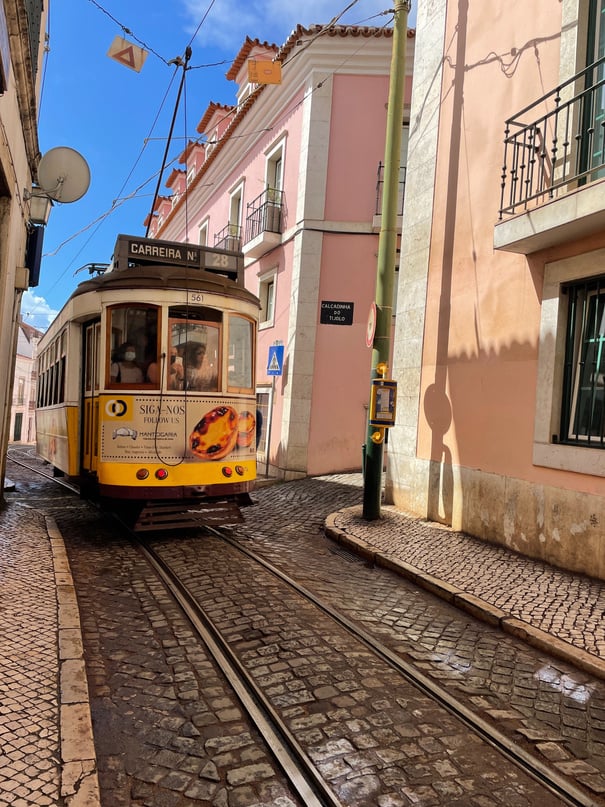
[
  {"x1": 320, "y1": 301, "x2": 354, "y2": 325},
  {"x1": 366, "y1": 302, "x2": 376, "y2": 347},
  {"x1": 107, "y1": 36, "x2": 148, "y2": 72},
  {"x1": 248, "y1": 59, "x2": 282, "y2": 85},
  {"x1": 267, "y1": 345, "x2": 284, "y2": 376}
]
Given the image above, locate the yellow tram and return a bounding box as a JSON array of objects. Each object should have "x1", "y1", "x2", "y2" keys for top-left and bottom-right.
[{"x1": 35, "y1": 234, "x2": 259, "y2": 527}]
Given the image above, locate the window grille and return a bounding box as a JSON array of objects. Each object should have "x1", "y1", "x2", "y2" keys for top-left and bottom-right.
[{"x1": 560, "y1": 276, "x2": 605, "y2": 446}]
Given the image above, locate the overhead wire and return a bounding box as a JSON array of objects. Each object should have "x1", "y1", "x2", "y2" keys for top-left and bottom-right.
[
  {"x1": 145, "y1": 48, "x2": 192, "y2": 237},
  {"x1": 36, "y1": 0, "x2": 396, "y2": 296},
  {"x1": 86, "y1": 0, "x2": 171, "y2": 65}
]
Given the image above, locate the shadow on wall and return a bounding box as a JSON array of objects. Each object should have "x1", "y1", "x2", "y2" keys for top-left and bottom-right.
[
  {"x1": 424, "y1": 0, "x2": 468, "y2": 527},
  {"x1": 421, "y1": 0, "x2": 547, "y2": 528},
  {"x1": 424, "y1": 334, "x2": 546, "y2": 527}
]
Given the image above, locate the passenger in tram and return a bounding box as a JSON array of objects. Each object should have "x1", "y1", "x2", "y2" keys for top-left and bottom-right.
[
  {"x1": 110, "y1": 343, "x2": 144, "y2": 384},
  {"x1": 168, "y1": 346, "x2": 185, "y2": 389},
  {"x1": 147, "y1": 346, "x2": 185, "y2": 389},
  {"x1": 185, "y1": 343, "x2": 217, "y2": 391}
]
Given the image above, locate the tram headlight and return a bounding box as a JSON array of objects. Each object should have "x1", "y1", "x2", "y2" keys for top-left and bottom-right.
[
  {"x1": 222, "y1": 466, "x2": 233, "y2": 478},
  {"x1": 136, "y1": 469, "x2": 149, "y2": 480},
  {"x1": 155, "y1": 468, "x2": 169, "y2": 480}
]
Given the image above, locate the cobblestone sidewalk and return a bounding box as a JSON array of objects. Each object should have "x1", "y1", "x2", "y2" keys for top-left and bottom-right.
[
  {"x1": 0, "y1": 490, "x2": 99, "y2": 807},
  {"x1": 325, "y1": 502, "x2": 605, "y2": 681}
]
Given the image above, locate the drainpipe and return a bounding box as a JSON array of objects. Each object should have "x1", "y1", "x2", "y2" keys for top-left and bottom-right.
[{"x1": 362, "y1": 0, "x2": 411, "y2": 520}]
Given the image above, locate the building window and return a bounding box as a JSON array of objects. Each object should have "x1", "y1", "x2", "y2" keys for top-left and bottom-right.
[
  {"x1": 259, "y1": 273, "x2": 276, "y2": 328},
  {"x1": 266, "y1": 139, "x2": 285, "y2": 196},
  {"x1": 16, "y1": 377, "x2": 25, "y2": 405},
  {"x1": 230, "y1": 184, "x2": 244, "y2": 233},
  {"x1": 199, "y1": 220, "x2": 209, "y2": 246},
  {"x1": 560, "y1": 277, "x2": 605, "y2": 445},
  {"x1": 533, "y1": 249, "x2": 605, "y2": 476},
  {"x1": 581, "y1": 0, "x2": 605, "y2": 177}
]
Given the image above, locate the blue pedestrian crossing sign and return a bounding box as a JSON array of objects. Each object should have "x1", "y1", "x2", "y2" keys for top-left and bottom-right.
[{"x1": 267, "y1": 344, "x2": 284, "y2": 376}]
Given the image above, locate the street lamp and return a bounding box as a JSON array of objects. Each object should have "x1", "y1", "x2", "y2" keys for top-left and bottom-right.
[{"x1": 24, "y1": 186, "x2": 53, "y2": 226}]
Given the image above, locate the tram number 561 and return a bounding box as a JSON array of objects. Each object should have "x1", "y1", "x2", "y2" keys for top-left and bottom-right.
[{"x1": 188, "y1": 291, "x2": 205, "y2": 304}]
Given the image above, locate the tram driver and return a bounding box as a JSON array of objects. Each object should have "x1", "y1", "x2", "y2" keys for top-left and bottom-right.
[{"x1": 185, "y1": 343, "x2": 217, "y2": 391}]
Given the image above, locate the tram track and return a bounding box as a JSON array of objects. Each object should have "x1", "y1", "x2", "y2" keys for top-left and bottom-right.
[
  {"x1": 139, "y1": 538, "x2": 342, "y2": 807},
  {"x1": 7, "y1": 446, "x2": 81, "y2": 495},
  {"x1": 139, "y1": 526, "x2": 600, "y2": 807},
  {"x1": 7, "y1": 448, "x2": 603, "y2": 806},
  {"x1": 210, "y1": 529, "x2": 602, "y2": 807}
]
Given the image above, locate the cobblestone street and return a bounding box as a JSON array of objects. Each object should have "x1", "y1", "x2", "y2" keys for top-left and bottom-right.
[{"x1": 5, "y1": 459, "x2": 605, "y2": 805}]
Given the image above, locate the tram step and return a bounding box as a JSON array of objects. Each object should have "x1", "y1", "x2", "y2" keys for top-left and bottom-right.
[{"x1": 133, "y1": 499, "x2": 244, "y2": 532}]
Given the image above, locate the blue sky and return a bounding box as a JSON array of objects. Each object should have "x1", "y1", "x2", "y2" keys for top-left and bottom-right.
[{"x1": 22, "y1": 0, "x2": 416, "y2": 330}]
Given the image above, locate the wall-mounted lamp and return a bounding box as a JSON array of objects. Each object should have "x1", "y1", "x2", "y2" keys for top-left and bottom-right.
[{"x1": 24, "y1": 186, "x2": 53, "y2": 226}]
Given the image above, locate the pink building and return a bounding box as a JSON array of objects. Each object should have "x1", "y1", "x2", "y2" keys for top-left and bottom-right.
[
  {"x1": 153, "y1": 25, "x2": 414, "y2": 480},
  {"x1": 388, "y1": 1, "x2": 605, "y2": 578}
]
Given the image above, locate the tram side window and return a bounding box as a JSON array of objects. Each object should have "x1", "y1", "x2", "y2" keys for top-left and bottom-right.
[
  {"x1": 107, "y1": 305, "x2": 159, "y2": 387},
  {"x1": 36, "y1": 359, "x2": 44, "y2": 406},
  {"x1": 228, "y1": 315, "x2": 254, "y2": 391},
  {"x1": 37, "y1": 335, "x2": 66, "y2": 406},
  {"x1": 169, "y1": 308, "x2": 220, "y2": 391}
]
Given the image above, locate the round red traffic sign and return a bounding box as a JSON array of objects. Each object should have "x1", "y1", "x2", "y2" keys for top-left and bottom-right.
[{"x1": 366, "y1": 302, "x2": 376, "y2": 348}]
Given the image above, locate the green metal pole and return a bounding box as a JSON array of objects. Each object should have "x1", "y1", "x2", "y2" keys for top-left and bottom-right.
[{"x1": 363, "y1": 0, "x2": 410, "y2": 520}]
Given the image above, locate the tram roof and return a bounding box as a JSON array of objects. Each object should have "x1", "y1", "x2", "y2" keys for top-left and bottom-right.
[{"x1": 69, "y1": 263, "x2": 260, "y2": 307}]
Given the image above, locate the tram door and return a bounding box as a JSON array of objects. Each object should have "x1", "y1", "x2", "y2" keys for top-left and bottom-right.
[{"x1": 82, "y1": 321, "x2": 101, "y2": 473}]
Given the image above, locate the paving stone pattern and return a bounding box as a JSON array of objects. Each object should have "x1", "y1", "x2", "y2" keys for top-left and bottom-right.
[
  {"x1": 57, "y1": 505, "x2": 301, "y2": 807},
  {"x1": 234, "y1": 475, "x2": 605, "y2": 799},
  {"x1": 156, "y1": 533, "x2": 567, "y2": 806},
  {"x1": 6, "y1": 455, "x2": 605, "y2": 805},
  {"x1": 329, "y1": 481, "x2": 605, "y2": 658},
  {"x1": 0, "y1": 502, "x2": 60, "y2": 807}
]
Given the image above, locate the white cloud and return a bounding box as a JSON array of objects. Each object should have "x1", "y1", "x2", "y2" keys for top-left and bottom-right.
[
  {"x1": 20, "y1": 291, "x2": 58, "y2": 332},
  {"x1": 182, "y1": 0, "x2": 402, "y2": 53}
]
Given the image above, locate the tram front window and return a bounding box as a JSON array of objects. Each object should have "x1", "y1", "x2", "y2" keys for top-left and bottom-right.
[
  {"x1": 169, "y1": 310, "x2": 220, "y2": 392},
  {"x1": 107, "y1": 305, "x2": 159, "y2": 387},
  {"x1": 228, "y1": 315, "x2": 254, "y2": 391}
]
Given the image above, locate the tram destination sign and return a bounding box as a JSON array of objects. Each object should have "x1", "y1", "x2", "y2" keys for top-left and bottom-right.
[
  {"x1": 320, "y1": 300, "x2": 354, "y2": 325},
  {"x1": 113, "y1": 234, "x2": 242, "y2": 280}
]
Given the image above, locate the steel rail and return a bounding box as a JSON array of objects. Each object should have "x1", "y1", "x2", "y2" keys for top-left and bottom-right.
[
  {"x1": 6, "y1": 453, "x2": 598, "y2": 807},
  {"x1": 214, "y1": 529, "x2": 600, "y2": 807},
  {"x1": 135, "y1": 537, "x2": 344, "y2": 807},
  {"x1": 6, "y1": 452, "x2": 338, "y2": 805},
  {"x1": 7, "y1": 449, "x2": 81, "y2": 495}
]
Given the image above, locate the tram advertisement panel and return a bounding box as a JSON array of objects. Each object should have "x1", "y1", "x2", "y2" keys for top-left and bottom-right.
[{"x1": 100, "y1": 395, "x2": 256, "y2": 462}]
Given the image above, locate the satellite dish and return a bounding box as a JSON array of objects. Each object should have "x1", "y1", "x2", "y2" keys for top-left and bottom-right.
[{"x1": 37, "y1": 146, "x2": 91, "y2": 203}]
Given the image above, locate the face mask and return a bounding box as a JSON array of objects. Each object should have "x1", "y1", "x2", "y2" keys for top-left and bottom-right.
[
  {"x1": 170, "y1": 355, "x2": 176, "y2": 363},
  {"x1": 124, "y1": 351, "x2": 136, "y2": 361}
]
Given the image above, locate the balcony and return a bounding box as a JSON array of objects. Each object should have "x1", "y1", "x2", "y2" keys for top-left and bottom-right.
[
  {"x1": 243, "y1": 188, "x2": 283, "y2": 259},
  {"x1": 495, "y1": 58, "x2": 605, "y2": 254},
  {"x1": 214, "y1": 223, "x2": 241, "y2": 252},
  {"x1": 373, "y1": 162, "x2": 406, "y2": 232}
]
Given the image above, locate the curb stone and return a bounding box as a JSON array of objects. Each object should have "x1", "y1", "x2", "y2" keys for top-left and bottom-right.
[
  {"x1": 324, "y1": 512, "x2": 605, "y2": 682},
  {"x1": 46, "y1": 516, "x2": 101, "y2": 807}
]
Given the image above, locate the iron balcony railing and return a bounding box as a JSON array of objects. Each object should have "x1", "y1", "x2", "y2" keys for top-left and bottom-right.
[
  {"x1": 499, "y1": 57, "x2": 605, "y2": 218},
  {"x1": 244, "y1": 188, "x2": 283, "y2": 243},
  {"x1": 214, "y1": 223, "x2": 241, "y2": 252},
  {"x1": 375, "y1": 162, "x2": 406, "y2": 216}
]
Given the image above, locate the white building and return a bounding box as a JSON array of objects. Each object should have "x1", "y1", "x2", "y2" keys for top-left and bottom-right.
[{"x1": 10, "y1": 320, "x2": 42, "y2": 443}]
